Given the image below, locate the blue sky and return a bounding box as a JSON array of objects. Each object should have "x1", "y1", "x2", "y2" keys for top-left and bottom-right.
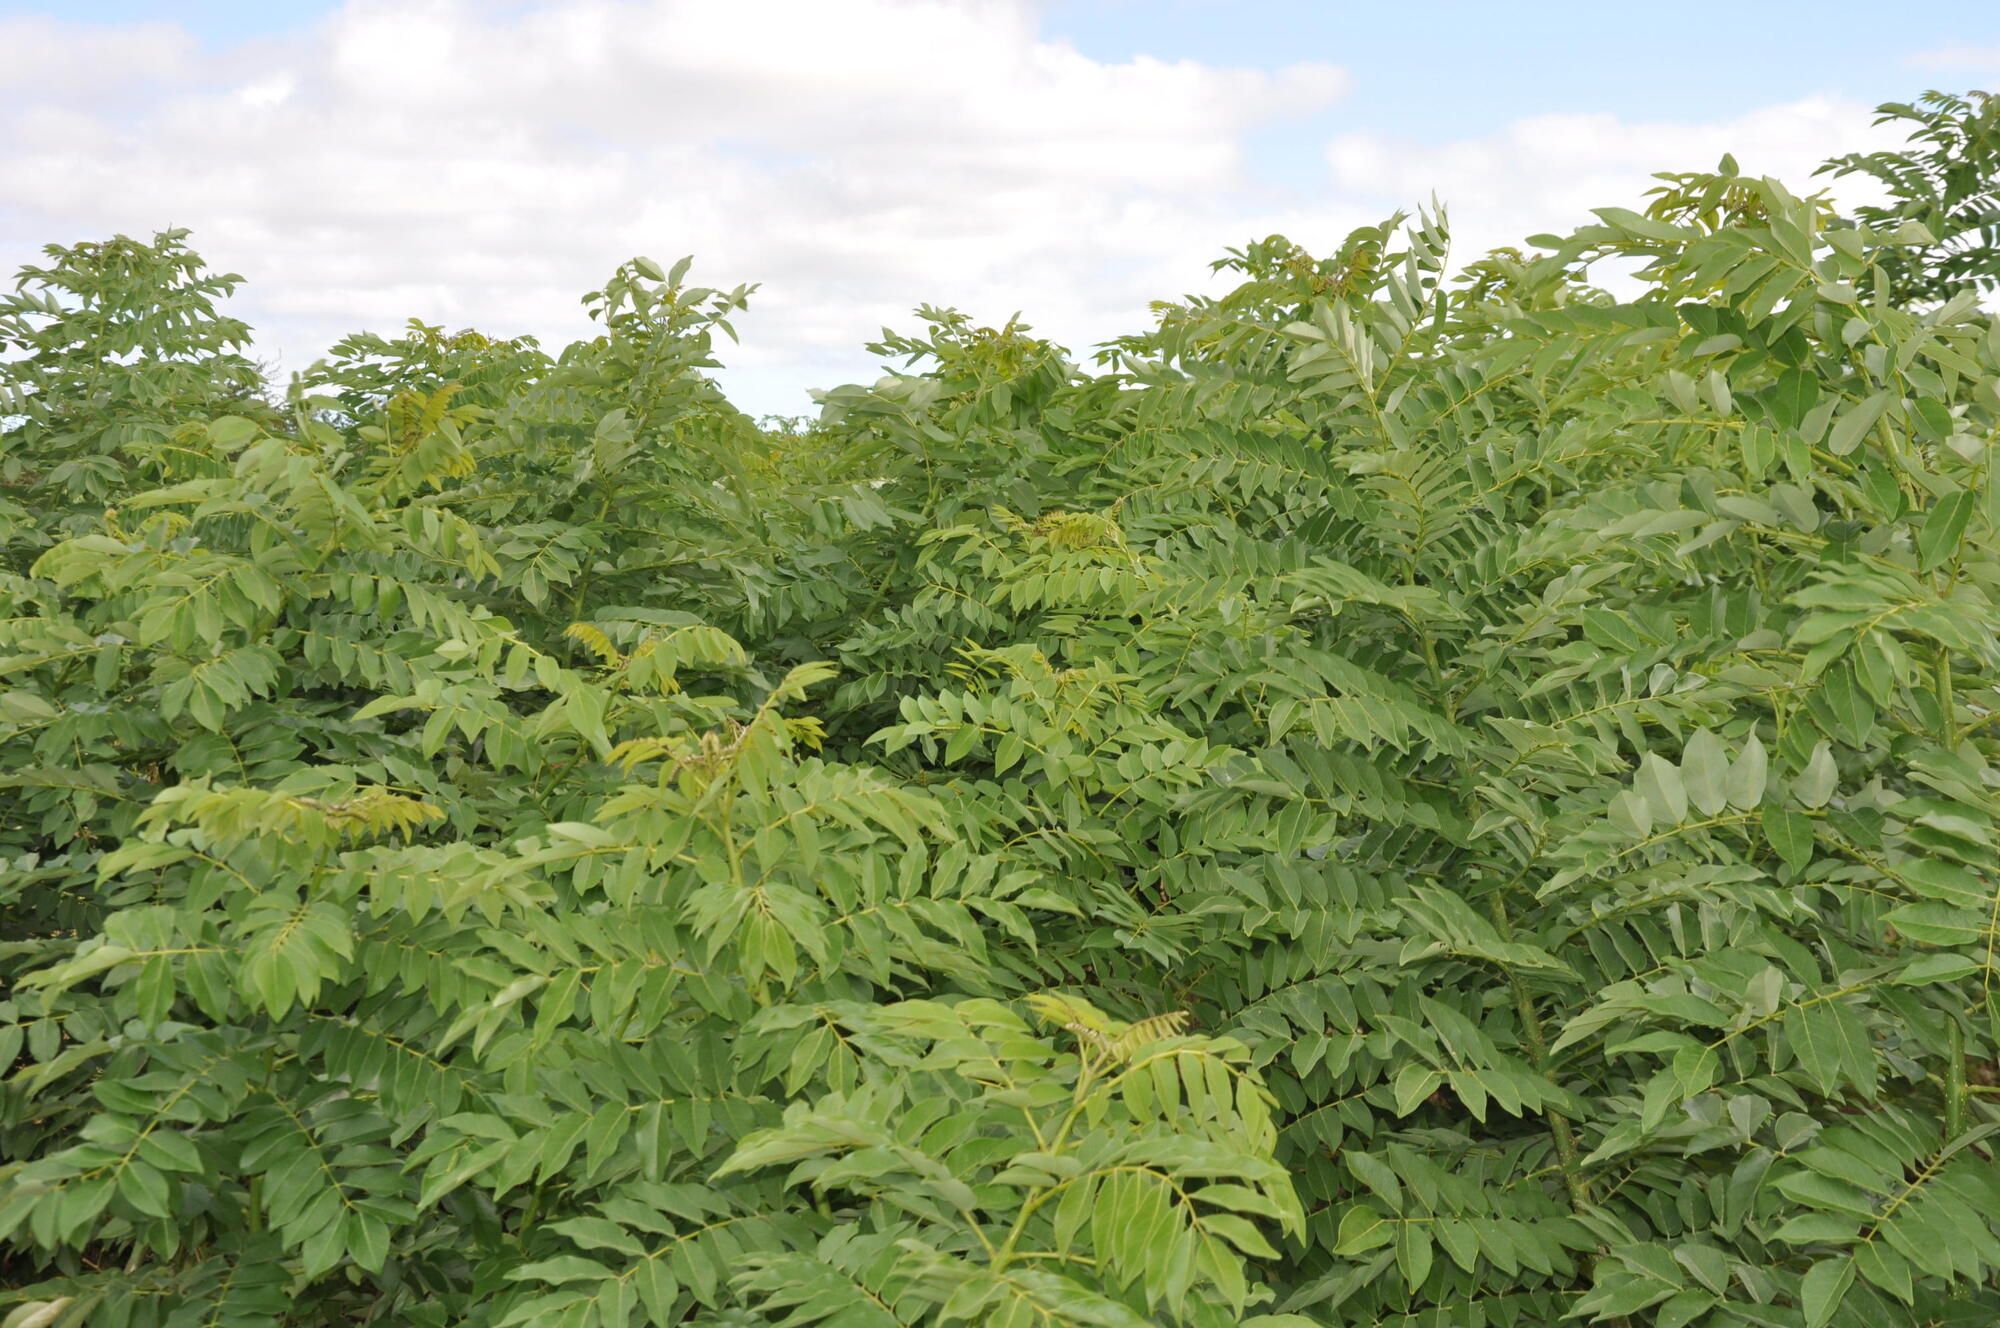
[
  {"x1": 1048, "y1": 1, "x2": 2000, "y2": 123},
  {"x1": 4, "y1": 0, "x2": 1998, "y2": 413}
]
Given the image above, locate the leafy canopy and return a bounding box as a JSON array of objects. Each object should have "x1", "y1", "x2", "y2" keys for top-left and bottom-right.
[{"x1": 6, "y1": 90, "x2": 2000, "y2": 1328}]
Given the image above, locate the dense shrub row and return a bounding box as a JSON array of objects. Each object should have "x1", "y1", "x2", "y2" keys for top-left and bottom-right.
[{"x1": 4, "y1": 91, "x2": 2000, "y2": 1328}]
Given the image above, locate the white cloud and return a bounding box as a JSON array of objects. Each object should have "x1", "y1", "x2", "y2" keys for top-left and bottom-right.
[
  {"x1": 1, "y1": 1, "x2": 1355, "y2": 412},
  {"x1": 0, "y1": 3, "x2": 1932, "y2": 416},
  {"x1": 0, "y1": 17, "x2": 201, "y2": 100},
  {"x1": 1905, "y1": 45, "x2": 2000, "y2": 71}
]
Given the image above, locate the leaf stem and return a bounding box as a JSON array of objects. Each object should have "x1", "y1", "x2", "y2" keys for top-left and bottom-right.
[
  {"x1": 1487, "y1": 896, "x2": 1589, "y2": 1211},
  {"x1": 1935, "y1": 644, "x2": 1958, "y2": 745},
  {"x1": 1947, "y1": 1018, "x2": 1968, "y2": 1141}
]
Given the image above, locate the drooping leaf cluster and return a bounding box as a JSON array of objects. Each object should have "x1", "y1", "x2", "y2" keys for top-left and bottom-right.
[{"x1": 6, "y1": 92, "x2": 2000, "y2": 1328}]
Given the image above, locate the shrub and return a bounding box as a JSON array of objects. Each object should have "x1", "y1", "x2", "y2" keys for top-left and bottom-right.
[{"x1": 5, "y1": 94, "x2": 2000, "y2": 1328}]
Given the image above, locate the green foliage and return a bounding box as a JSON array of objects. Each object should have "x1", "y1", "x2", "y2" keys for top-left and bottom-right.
[
  {"x1": 0, "y1": 230, "x2": 270, "y2": 569},
  {"x1": 1821, "y1": 89, "x2": 2000, "y2": 304},
  {"x1": 8, "y1": 90, "x2": 2000, "y2": 1328}
]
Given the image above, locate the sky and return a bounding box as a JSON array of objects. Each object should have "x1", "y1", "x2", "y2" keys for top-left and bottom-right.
[{"x1": 3, "y1": 1, "x2": 1999, "y2": 417}]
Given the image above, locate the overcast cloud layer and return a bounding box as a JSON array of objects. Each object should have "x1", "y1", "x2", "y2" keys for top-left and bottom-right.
[{"x1": 0, "y1": 0, "x2": 1960, "y2": 415}]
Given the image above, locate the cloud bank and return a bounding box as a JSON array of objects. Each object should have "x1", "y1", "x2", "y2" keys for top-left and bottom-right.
[
  {"x1": 0, "y1": 1, "x2": 1907, "y2": 415},
  {"x1": 1906, "y1": 44, "x2": 2000, "y2": 71}
]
